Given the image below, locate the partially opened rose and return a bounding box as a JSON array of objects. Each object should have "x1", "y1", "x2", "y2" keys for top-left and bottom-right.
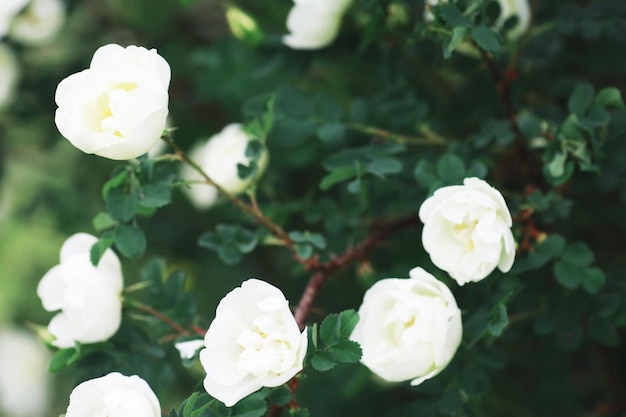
[
  {"x1": 419, "y1": 177, "x2": 515, "y2": 285},
  {"x1": 64, "y1": 372, "x2": 160, "y2": 417},
  {"x1": 54, "y1": 43, "x2": 170, "y2": 160},
  {"x1": 200, "y1": 279, "x2": 307, "y2": 407},
  {"x1": 283, "y1": 0, "x2": 353, "y2": 50},
  {"x1": 181, "y1": 124, "x2": 268, "y2": 210},
  {"x1": 351, "y1": 267, "x2": 462, "y2": 386},
  {"x1": 37, "y1": 233, "x2": 123, "y2": 347}
]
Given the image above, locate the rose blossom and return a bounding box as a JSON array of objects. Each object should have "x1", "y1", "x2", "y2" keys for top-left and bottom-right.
[
  {"x1": 425, "y1": 0, "x2": 530, "y2": 40},
  {"x1": 37, "y1": 233, "x2": 123, "y2": 347},
  {"x1": 181, "y1": 124, "x2": 268, "y2": 210},
  {"x1": 351, "y1": 267, "x2": 462, "y2": 386},
  {"x1": 283, "y1": 0, "x2": 353, "y2": 50},
  {"x1": 200, "y1": 279, "x2": 307, "y2": 407},
  {"x1": 9, "y1": 0, "x2": 65, "y2": 45},
  {"x1": 419, "y1": 177, "x2": 515, "y2": 285},
  {"x1": 64, "y1": 372, "x2": 160, "y2": 417},
  {"x1": 54, "y1": 43, "x2": 170, "y2": 160},
  {"x1": 0, "y1": 0, "x2": 28, "y2": 38}
]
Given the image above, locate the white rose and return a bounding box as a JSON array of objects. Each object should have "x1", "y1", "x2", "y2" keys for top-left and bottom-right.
[
  {"x1": 200, "y1": 279, "x2": 307, "y2": 407},
  {"x1": 54, "y1": 43, "x2": 171, "y2": 160},
  {"x1": 9, "y1": 0, "x2": 65, "y2": 45},
  {"x1": 37, "y1": 233, "x2": 123, "y2": 347},
  {"x1": 0, "y1": 328, "x2": 50, "y2": 417},
  {"x1": 351, "y1": 267, "x2": 462, "y2": 386},
  {"x1": 181, "y1": 124, "x2": 268, "y2": 210},
  {"x1": 424, "y1": 0, "x2": 530, "y2": 40},
  {"x1": 64, "y1": 372, "x2": 160, "y2": 417},
  {"x1": 0, "y1": 44, "x2": 19, "y2": 108},
  {"x1": 0, "y1": 0, "x2": 28, "y2": 37},
  {"x1": 283, "y1": 0, "x2": 353, "y2": 50},
  {"x1": 419, "y1": 177, "x2": 516, "y2": 285}
]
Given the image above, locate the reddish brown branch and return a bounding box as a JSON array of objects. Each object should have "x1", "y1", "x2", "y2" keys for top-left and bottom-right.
[
  {"x1": 294, "y1": 212, "x2": 419, "y2": 329},
  {"x1": 131, "y1": 302, "x2": 191, "y2": 337}
]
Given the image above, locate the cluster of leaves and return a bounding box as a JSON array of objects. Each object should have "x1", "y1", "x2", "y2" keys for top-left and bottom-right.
[{"x1": 308, "y1": 310, "x2": 362, "y2": 372}]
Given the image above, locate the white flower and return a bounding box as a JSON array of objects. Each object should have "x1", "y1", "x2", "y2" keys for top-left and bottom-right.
[
  {"x1": 0, "y1": 44, "x2": 19, "y2": 108},
  {"x1": 54, "y1": 43, "x2": 171, "y2": 160},
  {"x1": 0, "y1": 0, "x2": 28, "y2": 38},
  {"x1": 424, "y1": 0, "x2": 530, "y2": 40},
  {"x1": 181, "y1": 124, "x2": 268, "y2": 210},
  {"x1": 283, "y1": 0, "x2": 353, "y2": 50},
  {"x1": 64, "y1": 372, "x2": 160, "y2": 417},
  {"x1": 351, "y1": 267, "x2": 462, "y2": 386},
  {"x1": 9, "y1": 0, "x2": 65, "y2": 45},
  {"x1": 37, "y1": 233, "x2": 123, "y2": 347},
  {"x1": 200, "y1": 279, "x2": 307, "y2": 407},
  {"x1": 175, "y1": 339, "x2": 205, "y2": 360},
  {"x1": 0, "y1": 328, "x2": 51, "y2": 417},
  {"x1": 419, "y1": 177, "x2": 515, "y2": 285}
]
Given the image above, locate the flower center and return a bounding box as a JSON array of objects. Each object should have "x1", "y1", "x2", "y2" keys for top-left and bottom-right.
[
  {"x1": 235, "y1": 314, "x2": 296, "y2": 378},
  {"x1": 453, "y1": 219, "x2": 479, "y2": 252},
  {"x1": 93, "y1": 82, "x2": 137, "y2": 137}
]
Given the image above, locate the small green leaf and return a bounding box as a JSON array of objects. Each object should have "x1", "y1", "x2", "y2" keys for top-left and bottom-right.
[
  {"x1": 92, "y1": 212, "x2": 117, "y2": 231},
  {"x1": 218, "y1": 244, "x2": 243, "y2": 265},
  {"x1": 554, "y1": 260, "x2": 585, "y2": 289},
  {"x1": 232, "y1": 395, "x2": 267, "y2": 417},
  {"x1": 471, "y1": 25, "x2": 501, "y2": 54},
  {"x1": 414, "y1": 160, "x2": 439, "y2": 187},
  {"x1": 319, "y1": 314, "x2": 340, "y2": 346},
  {"x1": 487, "y1": 304, "x2": 509, "y2": 337},
  {"x1": 310, "y1": 350, "x2": 337, "y2": 372},
  {"x1": 437, "y1": 154, "x2": 465, "y2": 184},
  {"x1": 183, "y1": 393, "x2": 200, "y2": 417},
  {"x1": 590, "y1": 294, "x2": 620, "y2": 318},
  {"x1": 102, "y1": 168, "x2": 130, "y2": 200},
  {"x1": 445, "y1": 26, "x2": 468, "y2": 58},
  {"x1": 114, "y1": 223, "x2": 147, "y2": 259},
  {"x1": 245, "y1": 140, "x2": 265, "y2": 160},
  {"x1": 568, "y1": 83, "x2": 595, "y2": 117},
  {"x1": 106, "y1": 182, "x2": 140, "y2": 222},
  {"x1": 237, "y1": 161, "x2": 258, "y2": 181},
  {"x1": 562, "y1": 242, "x2": 594, "y2": 267},
  {"x1": 317, "y1": 123, "x2": 346, "y2": 143},
  {"x1": 295, "y1": 243, "x2": 313, "y2": 260},
  {"x1": 266, "y1": 386, "x2": 291, "y2": 407},
  {"x1": 588, "y1": 319, "x2": 620, "y2": 347},
  {"x1": 547, "y1": 151, "x2": 567, "y2": 178},
  {"x1": 329, "y1": 340, "x2": 362, "y2": 363},
  {"x1": 48, "y1": 348, "x2": 80, "y2": 372},
  {"x1": 338, "y1": 310, "x2": 359, "y2": 339},
  {"x1": 595, "y1": 87, "x2": 625, "y2": 109},
  {"x1": 582, "y1": 267, "x2": 606, "y2": 295},
  {"x1": 437, "y1": 4, "x2": 472, "y2": 27},
  {"x1": 319, "y1": 165, "x2": 361, "y2": 191},
  {"x1": 140, "y1": 182, "x2": 172, "y2": 208},
  {"x1": 366, "y1": 157, "x2": 403, "y2": 178},
  {"x1": 90, "y1": 232, "x2": 115, "y2": 266}
]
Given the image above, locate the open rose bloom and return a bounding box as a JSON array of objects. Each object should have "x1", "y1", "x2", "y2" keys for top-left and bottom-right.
[
  {"x1": 351, "y1": 267, "x2": 462, "y2": 386},
  {"x1": 37, "y1": 233, "x2": 123, "y2": 347},
  {"x1": 54, "y1": 43, "x2": 170, "y2": 160},
  {"x1": 419, "y1": 177, "x2": 515, "y2": 285},
  {"x1": 200, "y1": 279, "x2": 307, "y2": 406},
  {"x1": 64, "y1": 372, "x2": 160, "y2": 417}
]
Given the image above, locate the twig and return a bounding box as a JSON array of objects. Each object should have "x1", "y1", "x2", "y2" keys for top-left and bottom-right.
[
  {"x1": 129, "y1": 301, "x2": 191, "y2": 337},
  {"x1": 294, "y1": 212, "x2": 419, "y2": 329},
  {"x1": 346, "y1": 124, "x2": 447, "y2": 146},
  {"x1": 163, "y1": 134, "x2": 296, "y2": 251}
]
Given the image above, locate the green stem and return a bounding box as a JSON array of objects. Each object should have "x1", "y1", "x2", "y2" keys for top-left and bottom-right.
[{"x1": 345, "y1": 123, "x2": 447, "y2": 146}]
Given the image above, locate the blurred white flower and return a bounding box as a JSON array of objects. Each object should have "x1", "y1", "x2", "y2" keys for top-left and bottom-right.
[
  {"x1": 55, "y1": 43, "x2": 171, "y2": 160},
  {"x1": 0, "y1": 0, "x2": 28, "y2": 38},
  {"x1": 200, "y1": 279, "x2": 307, "y2": 407},
  {"x1": 419, "y1": 177, "x2": 515, "y2": 285},
  {"x1": 181, "y1": 124, "x2": 268, "y2": 210},
  {"x1": 64, "y1": 372, "x2": 160, "y2": 417},
  {"x1": 37, "y1": 233, "x2": 123, "y2": 347},
  {"x1": 0, "y1": 328, "x2": 50, "y2": 417},
  {"x1": 283, "y1": 0, "x2": 353, "y2": 49},
  {"x1": 425, "y1": 0, "x2": 530, "y2": 40},
  {"x1": 0, "y1": 44, "x2": 19, "y2": 108},
  {"x1": 9, "y1": 0, "x2": 65, "y2": 45},
  {"x1": 351, "y1": 267, "x2": 462, "y2": 386},
  {"x1": 175, "y1": 339, "x2": 205, "y2": 360}
]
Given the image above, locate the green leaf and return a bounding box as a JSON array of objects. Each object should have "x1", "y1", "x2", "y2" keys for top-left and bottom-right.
[
  {"x1": 437, "y1": 154, "x2": 465, "y2": 184},
  {"x1": 445, "y1": 26, "x2": 468, "y2": 58},
  {"x1": 266, "y1": 386, "x2": 291, "y2": 407},
  {"x1": 140, "y1": 182, "x2": 172, "y2": 208},
  {"x1": 106, "y1": 181, "x2": 140, "y2": 222},
  {"x1": 329, "y1": 340, "x2": 362, "y2": 363},
  {"x1": 588, "y1": 319, "x2": 620, "y2": 347},
  {"x1": 464, "y1": 308, "x2": 490, "y2": 347},
  {"x1": 294, "y1": 243, "x2": 313, "y2": 260},
  {"x1": 319, "y1": 314, "x2": 340, "y2": 346},
  {"x1": 366, "y1": 157, "x2": 403, "y2": 178},
  {"x1": 245, "y1": 140, "x2": 265, "y2": 160},
  {"x1": 582, "y1": 267, "x2": 606, "y2": 295},
  {"x1": 237, "y1": 161, "x2": 258, "y2": 181},
  {"x1": 487, "y1": 304, "x2": 509, "y2": 337},
  {"x1": 562, "y1": 242, "x2": 594, "y2": 267},
  {"x1": 319, "y1": 165, "x2": 362, "y2": 191},
  {"x1": 102, "y1": 168, "x2": 130, "y2": 200},
  {"x1": 414, "y1": 160, "x2": 439, "y2": 187},
  {"x1": 89, "y1": 232, "x2": 115, "y2": 266},
  {"x1": 218, "y1": 244, "x2": 243, "y2": 265},
  {"x1": 114, "y1": 223, "x2": 147, "y2": 259},
  {"x1": 183, "y1": 393, "x2": 200, "y2": 417},
  {"x1": 471, "y1": 25, "x2": 501, "y2": 54},
  {"x1": 232, "y1": 396, "x2": 267, "y2": 417},
  {"x1": 437, "y1": 4, "x2": 472, "y2": 27},
  {"x1": 310, "y1": 350, "x2": 337, "y2": 372},
  {"x1": 92, "y1": 212, "x2": 117, "y2": 231},
  {"x1": 338, "y1": 309, "x2": 359, "y2": 339},
  {"x1": 547, "y1": 151, "x2": 567, "y2": 178},
  {"x1": 48, "y1": 348, "x2": 80, "y2": 372},
  {"x1": 317, "y1": 123, "x2": 346, "y2": 143},
  {"x1": 459, "y1": 366, "x2": 491, "y2": 398},
  {"x1": 594, "y1": 87, "x2": 626, "y2": 109},
  {"x1": 553, "y1": 260, "x2": 584, "y2": 289},
  {"x1": 568, "y1": 83, "x2": 595, "y2": 117}
]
